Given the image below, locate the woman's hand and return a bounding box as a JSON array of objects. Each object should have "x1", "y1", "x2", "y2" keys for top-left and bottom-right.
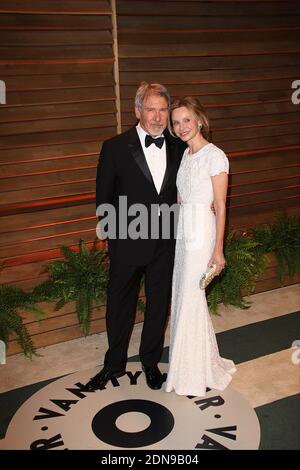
[{"x1": 208, "y1": 251, "x2": 226, "y2": 276}]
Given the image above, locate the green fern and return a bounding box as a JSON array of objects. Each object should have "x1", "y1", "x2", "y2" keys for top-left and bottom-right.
[
  {"x1": 137, "y1": 297, "x2": 146, "y2": 313},
  {"x1": 251, "y1": 214, "x2": 300, "y2": 283},
  {"x1": 0, "y1": 284, "x2": 44, "y2": 358},
  {"x1": 207, "y1": 232, "x2": 267, "y2": 314},
  {"x1": 33, "y1": 239, "x2": 109, "y2": 336}
]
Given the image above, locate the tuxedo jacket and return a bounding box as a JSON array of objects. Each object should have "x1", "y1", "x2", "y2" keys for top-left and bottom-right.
[{"x1": 96, "y1": 126, "x2": 186, "y2": 265}]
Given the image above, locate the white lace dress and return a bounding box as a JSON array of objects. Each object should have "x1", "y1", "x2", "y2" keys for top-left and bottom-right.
[{"x1": 165, "y1": 143, "x2": 236, "y2": 397}]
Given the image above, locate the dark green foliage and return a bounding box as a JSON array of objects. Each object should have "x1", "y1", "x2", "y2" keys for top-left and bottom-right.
[
  {"x1": 33, "y1": 239, "x2": 109, "y2": 336},
  {"x1": 0, "y1": 283, "x2": 43, "y2": 358},
  {"x1": 251, "y1": 214, "x2": 300, "y2": 283},
  {"x1": 207, "y1": 232, "x2": 267, "y2": 314}
]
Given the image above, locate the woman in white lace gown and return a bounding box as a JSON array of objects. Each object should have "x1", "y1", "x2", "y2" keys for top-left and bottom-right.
[{"x1": 165, "y1": 97, "x2": 236, "y2": 396}]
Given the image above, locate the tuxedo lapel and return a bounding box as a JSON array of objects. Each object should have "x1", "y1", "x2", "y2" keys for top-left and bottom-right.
[
  {"x1": 127, "y1": 127, "x2": 154, "y2": 187},
  {"x1": 159, "y1": 138, "x2": 176, "y2": 195},
  {"x1": 127, "y1": 127, "x2": 179, "y2": 196}
]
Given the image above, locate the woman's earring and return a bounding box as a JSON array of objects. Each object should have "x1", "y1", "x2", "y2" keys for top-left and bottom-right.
[{"x1": 198, "y1": 123, "x2": 203, "y2": 130}]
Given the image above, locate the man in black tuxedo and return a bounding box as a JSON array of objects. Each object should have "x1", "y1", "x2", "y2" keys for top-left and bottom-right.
[{"x1": 86, "y1": 82, "x2": 185, "y2": 391}]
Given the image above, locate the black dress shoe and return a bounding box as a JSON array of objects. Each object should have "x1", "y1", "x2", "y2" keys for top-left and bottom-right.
[
  {"x1": 142, "y1": 365, "x2": 163, "y2": 390},
  {"x1": 85, "y1": 367, "x2": 125, "y2": 391}
]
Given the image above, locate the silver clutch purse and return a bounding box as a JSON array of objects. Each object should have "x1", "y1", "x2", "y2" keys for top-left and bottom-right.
[{"x1": 199, "y1": 263, "x2": 217, "y2": 289}]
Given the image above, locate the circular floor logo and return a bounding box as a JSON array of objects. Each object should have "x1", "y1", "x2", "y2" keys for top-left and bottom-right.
[{"x1": 1, "y1": 363, "x2": 260, "y2": 450}]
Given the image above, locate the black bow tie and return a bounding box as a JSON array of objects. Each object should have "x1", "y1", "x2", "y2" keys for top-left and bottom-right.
[{"x1": 145, "y1": 134, "x2": 165, "y2": 149}]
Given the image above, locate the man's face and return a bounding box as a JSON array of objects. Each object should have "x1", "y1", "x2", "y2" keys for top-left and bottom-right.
[{"x1": 135, "y1": 94, "x2": 169, "y2": 137}]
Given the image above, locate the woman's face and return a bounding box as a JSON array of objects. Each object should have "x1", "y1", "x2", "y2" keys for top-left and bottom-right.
[{"x1": 171, "y1": 106, "x2": 201, "y2": 142}]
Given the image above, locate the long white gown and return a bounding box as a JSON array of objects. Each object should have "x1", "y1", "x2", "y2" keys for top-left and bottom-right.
[{"x1": 165, "y1": 143, "x2": 236, "y2": 397}]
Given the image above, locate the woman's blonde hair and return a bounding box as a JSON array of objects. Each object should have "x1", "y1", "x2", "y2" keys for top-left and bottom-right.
[{"x1": 170, "y1": 96, "x2": 210, "y2": 140}]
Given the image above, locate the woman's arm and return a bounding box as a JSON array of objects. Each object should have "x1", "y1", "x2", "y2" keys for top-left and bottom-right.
[{"x1": 208, "y1": 172, "x2": 228, "y2": 275}]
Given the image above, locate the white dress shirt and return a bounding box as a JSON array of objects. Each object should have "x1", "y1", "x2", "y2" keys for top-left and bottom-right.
[{"x1": 136, "y1": 123, "x2": 166, "y2": 194}]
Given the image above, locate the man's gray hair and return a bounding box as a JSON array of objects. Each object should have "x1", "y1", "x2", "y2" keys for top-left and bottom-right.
[{"x1": 135, "y1": 81, "x2": 171, "y2": 110}]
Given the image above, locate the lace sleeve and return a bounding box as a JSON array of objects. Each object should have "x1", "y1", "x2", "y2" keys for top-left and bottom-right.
[{"x1": 208, "y1": 148, "x2": 229, "y2": 176}]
